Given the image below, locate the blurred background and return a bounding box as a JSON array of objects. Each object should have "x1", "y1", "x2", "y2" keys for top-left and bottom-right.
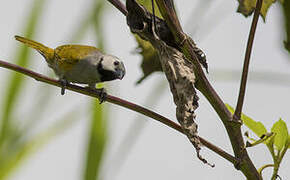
[{"x1": 0, "y1": 0, "x2": 289, "y2": 179}]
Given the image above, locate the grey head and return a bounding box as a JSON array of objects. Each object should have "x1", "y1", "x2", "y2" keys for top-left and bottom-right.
[{"x1": 97, "y1": 54, "x2": 126, "y2": 82}]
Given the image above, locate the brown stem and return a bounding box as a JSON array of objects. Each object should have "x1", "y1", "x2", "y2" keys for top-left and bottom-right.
[
  {"x1": 233, "y1": 0, "x2": 263, "y2": 121},
  {"x1": 0, "y1": 59, "x2": 237, "y2": 165},
  {"x1": 106, "y1": 0, "x2": 260, "y2": 177},
  {"x1": 107, "y1": 0, "x2": 127, "y2": 16},
  {"x1": 153, "y1": 0, "x2": 262, "y2": 179}
]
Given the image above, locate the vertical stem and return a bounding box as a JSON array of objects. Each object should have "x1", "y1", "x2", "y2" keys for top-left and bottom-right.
[
  {"x1": 233, "y1": 0, "x2": 263, "y2": 121},
  {"x1": 83, "y1": 1, "x2": 107, "y2": 180},
  {"x1": 0, "y1": 0, "x2": 46, "y2": 150},
  {"x1": 154, "y1": 0, "x2": 262, "y2": 179}
]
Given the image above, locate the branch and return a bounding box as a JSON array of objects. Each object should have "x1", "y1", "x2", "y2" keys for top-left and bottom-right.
[
  {"x1": 105, "y1": 0, "x2": 251, "y2": 170},
  {"x1": 154, "y1": 0, "x2": 231, "y2": 125},
  {"x1": 125, "y1": 0, "x2": 215, "y2": 166},
  {"x1": 107, "y1": 0, "x2": 127, "y2": 16},
  {"x1": 258, "y1": 164, "x2": 274, "y2": 178},
  {"x1": 0, "y1": 59, "x2": 237, "y2": 165},
  {"x1": 151, "y1": 0, "x2": 261, "y2": 179},
  {"x1": 233, "y1": 0, "x2": 263, "y2": 121}
]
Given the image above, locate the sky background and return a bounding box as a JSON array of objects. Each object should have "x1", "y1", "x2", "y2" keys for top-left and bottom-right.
[{"x1": 0, "y1": 0, "x2": 289, "y2": 179}]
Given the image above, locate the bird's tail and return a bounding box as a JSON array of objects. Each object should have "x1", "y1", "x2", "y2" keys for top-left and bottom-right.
[{"x1": 15, "y1": 35, "x2": 54, "y2": 63}]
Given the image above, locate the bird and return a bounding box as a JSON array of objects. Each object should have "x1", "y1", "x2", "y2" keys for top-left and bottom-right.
[{"x1": 15, "y1": 35, "x2": 126, "y2": 101}]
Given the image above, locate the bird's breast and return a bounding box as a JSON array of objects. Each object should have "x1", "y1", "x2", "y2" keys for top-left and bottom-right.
[{"x1": 61, "y1": 58, "x2": 101, "y2": 84}]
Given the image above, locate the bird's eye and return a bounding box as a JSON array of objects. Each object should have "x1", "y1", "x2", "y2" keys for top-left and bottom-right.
[{"x1": 114, "y1": 61, "x2": 120, "y2": 66}]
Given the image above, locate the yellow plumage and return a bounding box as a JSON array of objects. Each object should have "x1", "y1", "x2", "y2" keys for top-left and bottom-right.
[
  {"x1": 14, "y1": 35, "x2": 100, "y2": 72},
  {"x1": 54, "y1": 45, "x2": 99, "y2": 72},
  {"x1": 15, "y1": 35, "x2": 55, "y2": 63}
]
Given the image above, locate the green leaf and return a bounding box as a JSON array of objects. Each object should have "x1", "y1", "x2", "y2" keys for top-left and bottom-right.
[
  {"x1": 241, "y1": 114, "x2": 268, "y2": 138},
  {"x1": 21, "y1": 85, "x2": 54, "y2": 133},
  {"x1": 225, "y1": 104, "x2": 235, "y2": 113},
  {"x1": 226, "y1": 104, "x2": 267, "y2": 137},
  {"x1": 136, "y1": 0, "x2": 162, "y2": 18},
  {"x1": 280, "y1": 0, "x2": 290, "y2": 53},
  {"x1": 83, "y1": 100, "x2": 107, "y2": 180},
  {"x1": 134, "y1": 35, "x2": 162, "y2": 84},
  {"x1": 132, "y1": 0, "x2": 172, "y2": 84},
  {"x1": 0, "y1": 109, "x2": 79, "y2": 180},
  {"x1": 271, "y1": 118, "x2": 289, "y2": 150},
  {"x1": 288, "y1": 136, "x2": 290, "y2": 149},
  {"x1": 0, "y1": 0, "x2": 46, "y2": 151},
  {"x1": 83, "y1": 1, "x2": 107, "y2": 180},
  {"x1": 237, "y1": 0, "x2": 278, "y2": 21}
]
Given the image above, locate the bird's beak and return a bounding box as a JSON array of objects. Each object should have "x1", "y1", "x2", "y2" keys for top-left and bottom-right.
[
  {"x1": 116, "y1": 70, "x2": 125, "y2": 80},
  {"x1": 116, "y1": 62, "x2": 126, "y2": 80}
]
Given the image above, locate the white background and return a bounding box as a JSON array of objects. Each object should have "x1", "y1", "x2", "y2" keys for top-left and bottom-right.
[{"x1": 0, "y1": 0, "x2": 289, "y2": 179}]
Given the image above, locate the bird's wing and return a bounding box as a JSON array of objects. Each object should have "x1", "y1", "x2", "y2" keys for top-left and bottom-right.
[{"x1": 55, "y1": 45, "x2": 100, "y2": 72}]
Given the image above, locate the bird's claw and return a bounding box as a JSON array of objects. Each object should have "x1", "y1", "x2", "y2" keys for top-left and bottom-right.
[
  {"x1": 59, "y1": 79, "x2": 68, "y2": 95},
  {"x1": 96, "y1": 88, "x2": 107, "y2": 104},
  {"x1": 86, "y1": 87, "x2": 107, "y2": 104}
]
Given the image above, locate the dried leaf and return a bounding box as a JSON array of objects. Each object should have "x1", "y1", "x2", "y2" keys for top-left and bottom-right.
[
  {"x1": 237, "y1": 0, "x2": 278, "y2": 21},
  {"x1": 137, "y1": 0, "x2": 162, "y2": 18},
  {"x1": 281, "y1": 0, "x2": 290, "y2": 53},
  {"x1": 134, "y1": 35, "x2": 162, "y2": 84},
  {"x1": 127, "y1": 0, "x2": 214, "y2": 166}
]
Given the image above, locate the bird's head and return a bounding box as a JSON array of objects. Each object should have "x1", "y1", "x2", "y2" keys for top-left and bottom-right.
[{"x1": 97, "y1": 55, "x2": 126, "y2": 82}]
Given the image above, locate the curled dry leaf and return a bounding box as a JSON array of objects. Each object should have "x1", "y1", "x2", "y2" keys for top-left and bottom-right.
[
  {"x1": 134, "y1": 35, "x2": 162, "y2": 84},
  {"x1": 126, "y1": 0, "x2": 212, "y2": 166}
]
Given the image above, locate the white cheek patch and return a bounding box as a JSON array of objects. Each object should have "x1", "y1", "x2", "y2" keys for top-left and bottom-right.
[{"x1": 102, "y1": 55, "x2": 119, "y2": 72}]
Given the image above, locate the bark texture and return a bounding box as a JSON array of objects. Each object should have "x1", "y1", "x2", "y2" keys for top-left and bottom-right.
[{"x1": 126, "y1": 0, "x2": 210, "y2": 163}]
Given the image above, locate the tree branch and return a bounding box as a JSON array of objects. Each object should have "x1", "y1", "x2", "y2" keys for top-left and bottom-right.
[
  {"x1": 151, "y1": 0, "x2": 261, "y2": 179},
  {"x1": 233, "y1": 0, "x2": 263, "y2": 121},
  {"x1": 0, "y1": 59, "x2": 237, "y2": 165},
  {"x1": 107, "y1": 0, "x2": 127, "y2": 16},
  {"x1": 106, "y1": 0, "x2": 260, "y2": 177},
  {"x1": 125, "y1": 0, "x2": 215, "y2": 166}
]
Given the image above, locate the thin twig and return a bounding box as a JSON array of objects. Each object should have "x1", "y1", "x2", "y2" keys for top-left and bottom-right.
[
  {"x1": 0, "y1": 59, "x2": 237, "y2": 165},
  {"x1": 271, "y1": 141, "x2": 289, "y2": 180},
  {"x1": 107, "y1": 0, "x2": 127, "y2": 16},
  {"x1": 258, "y1": 164, "x2": 274, "y2": 178},
  {"x1": 233, "y1": 0, "x2": 263, "y2": 121},
  {"x1": 106, "y1": 0, "x2": 238, "y2": 166}
]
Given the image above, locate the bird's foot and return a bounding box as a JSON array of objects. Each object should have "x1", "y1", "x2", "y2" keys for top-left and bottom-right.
[
  {"x1": 59, "y1": 79, "x2": 69, "y2": 95},
  {"x1": 96, "y1": 88, "x2": 107, "y2": 104},
  {"x1": 86, "y1": 86, "x2": 107, "y2": 104}
]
